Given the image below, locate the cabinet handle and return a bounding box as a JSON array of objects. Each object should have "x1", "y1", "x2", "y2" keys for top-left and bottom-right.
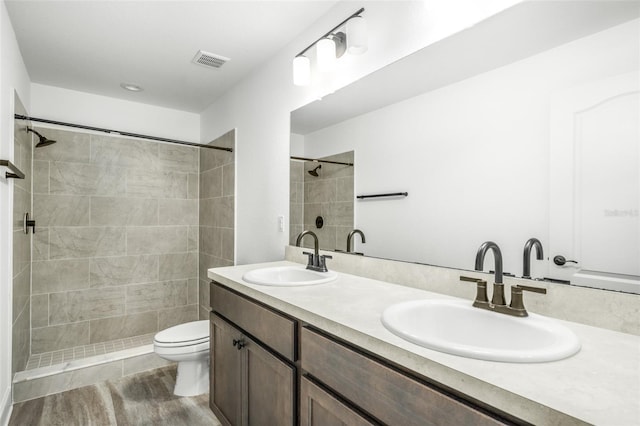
[{"x1": 232, "y1": 339, "x2": 246, "y2": 350}]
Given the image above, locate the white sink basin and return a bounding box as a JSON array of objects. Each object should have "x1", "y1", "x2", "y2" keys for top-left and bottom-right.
[
  {"x1": 381, "y1": 299, "x2": 581, "y2": 363},
  {"x1": 242, "y1": 265, "x2": 337, "y2": 287}
]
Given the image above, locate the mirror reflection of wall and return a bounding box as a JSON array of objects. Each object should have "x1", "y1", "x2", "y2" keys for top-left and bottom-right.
[
  {"x1": 289, "y1": 151, "x2": 354, "y2": 252},
  {"x1": 290, "y1": 16, "x2": 639, "y2": 293}
]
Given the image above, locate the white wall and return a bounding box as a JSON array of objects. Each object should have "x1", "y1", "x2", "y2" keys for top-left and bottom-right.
[
  {"x1": 302, "y1": 19, "x2": 639, "y2": 276},
  {"x1": 200, "y1": 0, "x2": 521, "y2": 265},
  {"x1": 30, "y1": 84, "x2": 200, "y2": 142},
  {"x1": 0, "y1": 1, "x2": 31, "y2": 423}
]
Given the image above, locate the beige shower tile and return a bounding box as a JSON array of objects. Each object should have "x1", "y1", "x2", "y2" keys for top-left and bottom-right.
[
  {"x1": 199, "y1": 226, "x2": 221, "y2": 258},
  {"x1": 158, "y1": 304, "x2": 198, "y2": 330},
  {"x1": 126, "y1": 169, "x2": 188, "y2": 199},
  {"x1": 49, "y1": 227, "x2": 126, "y2": 259},
  {"x1": 90, "y1": 135, "x2": 158, "y2": 168},
  {"x1": 90, "y1": 255, "x2": 158, "y2": 287},
  {"x1": 31, "y1": 295, "x2": 49, "y2": 328},
  {"x1": 32, "y1": 259, "x2": 90, "y2": 294},
  {"x1": 126, "y1": 226, "x2": 188, "y2": 255},
  {"x1": 90, "y1": 197, "x2": 158, "y2": 226},
  {"x1": 158, "y1": 199, "x2": 198, "y2": 226},
  {"x1": 34, "y1": 194, "x2": 91, "y2": 226},
  {"x1": 322, "y1": 201, "x2": 354, "y2": 227},
  {"x1": 198, "y1": 198, "x2": 215, "y2": 227},
  {"x1": 32, "y1": 227, "x2": 50, "y2": 260},
  {"x1": 187, "y1": 278, "x2": 198, "y2": 305},
  {"x1": 32, "y1": 322, "x2": 90, "y2": 354},
  {"x1": 32, "y1": 160, "x2": 50, "y2": 194},
  {"x1": 199, "y1": 167, "x2": 222, "y2": 199},
  {"x1": 158, "y1": 143, "x2": 198, "y2": 173},
  {"x1": 90, "y1": 311, "x2": 157, "y2": 343},
  {"x1": 213, "y1": 196, "x2": 234, "y2": 228},
  {"x1": 188, "y1": 225, "x2": 198, "y2": 251},
  {"x1": 158, "y1": 252, "x2": 197, "y2": 280},
  {"x1": 221, "y1": 228, "x2": 234, "y2": 262},
  {"x1": 305, "y1": 179, "x2": 336, "y2": 203},
  {"x1": 12, "y1": 267, "x2": 30, "y2": 323},
  {"x1": 49, "y1": 287, "x2": 126, "y2": 325},
  {"x1": 50, "y1": 162, "x2": 125, "y2": 196},
  {"x1": 222, "y1": 163, "x2": 234, "y2": 197},
  {"x1": 200, "y1": 147, "x2": 231, "y2": 172},
  {"x1": 125, "y1": 281, "x2": 185, "y2": 314},
  {"x1": 187, "y1": 173, "x2": 199, "y2": 199},
  {"x1": 336, "y1": 176, "x2": 355, "y2": 202},
  {"x1": 12, "y1": 308, "x2": 30, "y2": 374}
]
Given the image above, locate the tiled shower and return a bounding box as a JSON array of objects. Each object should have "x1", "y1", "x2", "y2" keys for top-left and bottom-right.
[
  {"x1": 290, "y1": 151, "x2": 354, "y2": 251},
  {"x1": 11, "y1": 118, "x2": 234, "y2": 374}
]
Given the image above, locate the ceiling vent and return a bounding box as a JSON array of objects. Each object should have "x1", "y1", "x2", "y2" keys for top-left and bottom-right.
[{"x1": 192, "y1": 50, "x2": 229, "y2": 69}]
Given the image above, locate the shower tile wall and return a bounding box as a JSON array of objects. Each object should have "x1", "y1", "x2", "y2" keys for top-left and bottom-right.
[
  {"x1": 31, "y1": 128, "x2": 199, "y2": 355},
  {"x1": 301, "y1": 151, "x2": 354, "y2": 251},
  {"x1": 12, "y1": 95, "x2": 32, "y2": 375},
  {"x1": 289, "y1": 161, "x2": 304, "y2": 245},
  {"x1": 199, "y1": 130, "x2": 235, "y2": 319}
]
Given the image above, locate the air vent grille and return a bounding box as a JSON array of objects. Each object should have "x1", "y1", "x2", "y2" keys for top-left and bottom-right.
[{"x1": 192, "y1": 50, "x2": 229, "y2": 69}]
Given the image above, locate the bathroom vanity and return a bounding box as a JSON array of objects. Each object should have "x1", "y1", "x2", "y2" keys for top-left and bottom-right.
[{"x1": 208, "y1": 260, "x2": 640, "y2": 426}]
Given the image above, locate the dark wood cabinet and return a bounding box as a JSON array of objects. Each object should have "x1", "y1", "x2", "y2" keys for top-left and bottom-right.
[
  {"x1": 210, "y1": 284, "x2": 296, "y2": 426},
  {"x1": 300, "y1": 376, "x2": 376, "y2": 426},
  {"x1": 210, "y1": 314, "x2": 242, "y2": 426},
  {"x1": 210, "y1": 281, "x2": 519, "y2": 426},
  {"x1": 301, "y1": 327, "x2": 509, "y2": 426}
]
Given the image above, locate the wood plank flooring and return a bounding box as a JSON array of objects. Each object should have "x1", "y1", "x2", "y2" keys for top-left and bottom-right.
[{"x1": 9, "y1": 366, "x2": 221, "y2": 426}]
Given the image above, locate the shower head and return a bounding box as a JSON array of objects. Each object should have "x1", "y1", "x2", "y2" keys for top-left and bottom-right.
[
  {"x1": 27, "y1": 128, "x2": 56, "y2": 148},
  {"x1": 308, "y1": 164, "x2": 321, "y2": 177}
]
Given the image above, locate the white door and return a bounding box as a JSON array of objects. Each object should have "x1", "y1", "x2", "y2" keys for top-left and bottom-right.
[{"x1": 549, "y1": 72, "x2": 639, "y2": 293}]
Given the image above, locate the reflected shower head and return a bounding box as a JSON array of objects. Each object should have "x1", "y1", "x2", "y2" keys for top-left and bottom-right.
[
  {"x1": 308, "y1": 164, "x2": 321, "y2": 177},
  {"x1": 26, "y1": 128, "x2": 56, "y2": 147}
]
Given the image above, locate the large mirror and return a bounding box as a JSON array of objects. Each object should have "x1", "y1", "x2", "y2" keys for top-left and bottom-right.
[{"x1": 290, "y1": 1, "x2": 640, "y2": 294}]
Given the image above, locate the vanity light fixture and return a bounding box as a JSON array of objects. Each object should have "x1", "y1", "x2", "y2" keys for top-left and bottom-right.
[{"x1": 293, "y1": 7, "x2": 366, "y2": 86}]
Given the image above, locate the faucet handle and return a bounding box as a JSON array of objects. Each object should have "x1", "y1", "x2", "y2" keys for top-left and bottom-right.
[
  {"x1": 517, "y1": 284, "x2": 547, "y2": 294},
  {"x1": 302, "y1": 251, "x2": 316, "y2": 268},
  {"x1": 459, "y1": 276, "x2": 489, "y2": 306},
  {"x1": 509, "y1": 284, "x2": 547, "y2": 317},
  {"x1": 318, "y1": 254, "x2": 332, "y2": 272}
]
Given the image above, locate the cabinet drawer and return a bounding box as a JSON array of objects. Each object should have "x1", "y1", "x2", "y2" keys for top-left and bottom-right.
[
  {"x1": 211, "y1": 283, "x2": 296, "y2": 361},
  {"x1": 300, "y1": 376, "x2": 376, "y2": 426},
  {"x1": 301, "y1": 327, "x2": 507, "y2": 426}
]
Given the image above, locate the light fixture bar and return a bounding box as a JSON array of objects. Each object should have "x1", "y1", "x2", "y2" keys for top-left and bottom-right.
[{"x1": 295, "y1": 8, "x2": 365, "y2": 58}]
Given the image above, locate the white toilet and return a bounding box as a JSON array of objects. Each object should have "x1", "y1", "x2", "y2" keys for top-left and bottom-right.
[{"x1": 153, "y1": 320, "x2": 210, "y2": 396}]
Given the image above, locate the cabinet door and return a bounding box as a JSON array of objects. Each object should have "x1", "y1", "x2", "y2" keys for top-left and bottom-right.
[
  {"x1": 243, "y1": 336, "x2": 295, "y2": 426},
  {"x1": 211, "y1": 314, "x2": 243, "y2": 426},
  {"x1": 300, "y1": 376, "x2": 376, "y2": 426}
]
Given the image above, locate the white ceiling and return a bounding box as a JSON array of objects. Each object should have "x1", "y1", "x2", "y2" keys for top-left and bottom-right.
[{"x1": 5, "y1": 0, "x2": 338, "y2": 113}]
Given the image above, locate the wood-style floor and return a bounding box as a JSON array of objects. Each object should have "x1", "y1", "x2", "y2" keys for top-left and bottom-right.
[{"x1": 9, "y1": 366, "x2": 221, "y2": 426}]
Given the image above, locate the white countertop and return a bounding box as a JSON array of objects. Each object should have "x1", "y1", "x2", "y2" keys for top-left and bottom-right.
[{"x1": 209, "y1": 261, "x2": 640, "y2": 426}]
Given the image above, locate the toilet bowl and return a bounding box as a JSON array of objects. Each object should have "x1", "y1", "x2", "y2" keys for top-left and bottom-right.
[{"x1": 153, "y1": 320, "x2": 210, "y2": 396}]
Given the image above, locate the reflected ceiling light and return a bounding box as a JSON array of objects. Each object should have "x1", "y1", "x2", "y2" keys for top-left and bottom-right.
[
  {"x1": 292, "y1": 8, "x2": 366, "y2": 87},
  {"x1": 346, "y1": 16, "x2": 368, "y2": 54},
  {"x1": 317, "y1": 37, "x2": 337, "y2": 72},
  {"x1": 120, "y1": 83, "x2": 143, "y2": 92}
]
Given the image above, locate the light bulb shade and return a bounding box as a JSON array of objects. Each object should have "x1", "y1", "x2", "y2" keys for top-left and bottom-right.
[
  {"x1": 317, "y1": 37, "x2": 337, "y2": 72},
  {"x1": 346, "y1": 16, "x2": 368, "y2": 54},
  {"x1": 293, "y1": 56, "x2": 311, "y2": 86}
]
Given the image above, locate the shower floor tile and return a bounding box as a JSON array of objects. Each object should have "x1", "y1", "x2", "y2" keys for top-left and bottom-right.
[{"x1": 25, "y1": 333, "x2": 156, "y2": 369}]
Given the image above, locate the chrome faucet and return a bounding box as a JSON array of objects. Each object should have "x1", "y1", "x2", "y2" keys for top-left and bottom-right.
[
  {"x1": 295, "y1": 230, "x2": 332, "y2": 272},
  {"x1": 522, "y1": 238, "x2": 544, "y2": 279},
  {"x1": 474, "y1": 241, "x2": 505, "y2": 305},
  {"x1": 465, "y1": 240, "x2": 547, "y2": 317},
  {"x1": 346, "y1": 229, "x2": 366, "y2": 253}
]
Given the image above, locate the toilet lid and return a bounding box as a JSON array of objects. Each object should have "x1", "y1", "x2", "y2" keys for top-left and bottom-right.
[{"x1": 154, "y1": 320, "x2": 209, "y2": 344}]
